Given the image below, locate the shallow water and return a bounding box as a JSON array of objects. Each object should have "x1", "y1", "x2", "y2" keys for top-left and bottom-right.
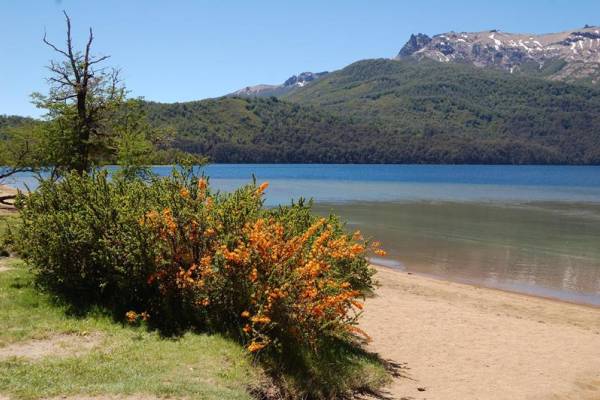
[
  {"x1": 8, "y1": 164, "x2": 600, "y2": 306},
  {"x1": 312, "y1": 201, "x2": 600, "y2": 306}
]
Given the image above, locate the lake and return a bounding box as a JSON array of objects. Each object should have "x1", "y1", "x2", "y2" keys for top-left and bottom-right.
[{"x1": 8, "y1": 164, "x2": 600, "y2": 306}]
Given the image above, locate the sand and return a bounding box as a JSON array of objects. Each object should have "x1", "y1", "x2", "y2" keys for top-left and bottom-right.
[
  {"x1": 360, "y1": 266, "x2": 600, "y2": 400},
  {"x1": 0, "y1": 184, "x2": 17, "y2": 197},
  {"x1": 0, "y1": 184, "x2": 17, "y2": 213}
]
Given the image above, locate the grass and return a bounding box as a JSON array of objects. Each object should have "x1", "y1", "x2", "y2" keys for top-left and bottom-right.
[{"x1": 0, "y1": 263, "x2": 261, "y2": 400}]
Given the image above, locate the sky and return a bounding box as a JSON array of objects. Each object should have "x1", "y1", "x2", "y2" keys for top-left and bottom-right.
[{"x1": 2, "y1": 0, "x2": 600, "y2": 117}]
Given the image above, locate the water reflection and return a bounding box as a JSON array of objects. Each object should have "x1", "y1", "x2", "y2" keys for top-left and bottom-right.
[{"x1": 313, "y1": 201, "x2": 600, "y2": 306}]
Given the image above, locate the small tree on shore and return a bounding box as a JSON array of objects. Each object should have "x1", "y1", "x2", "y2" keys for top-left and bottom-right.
[
  {"x1": 36, "y1": 11, "x2": 127, "y2": 174},
  {"x1": 30, "y1": 11, "x2": 172, "y2": 177},
  {"x1": 1, "y1": 11, "x2": 197, "y2": 191}
]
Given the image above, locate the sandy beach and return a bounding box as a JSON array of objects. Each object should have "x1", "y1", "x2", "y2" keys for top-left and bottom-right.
[
  {"x1": 360, "y1": 265, "x2": 600, "y2": 400},
  {"x1": 0, "y1": 184, "x2": 17, "y2": 213}
]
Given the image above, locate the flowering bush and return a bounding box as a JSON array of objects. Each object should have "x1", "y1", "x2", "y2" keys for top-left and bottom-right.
[
  {"x1": 140, "y1": 176, "x2": 380, "y2": 354},
  {"x1": 17, "y1": 169, "x2": 385, "y2": 397}
]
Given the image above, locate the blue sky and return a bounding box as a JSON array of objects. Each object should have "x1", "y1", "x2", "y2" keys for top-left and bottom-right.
[{"x1": 2, "y1": 0, "x2": 599, "y2": 117}]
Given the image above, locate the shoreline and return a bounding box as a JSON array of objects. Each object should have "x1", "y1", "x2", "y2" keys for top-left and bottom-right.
[
  {"x1": 0, "y1": 185, "x2": 18, "y2": 213},
  {"x1": 373, "y1": 263, "x2": 600, "y2": 310},
  {"x1": 360, "y1": 264, "x2": 600, "y2": 400}
]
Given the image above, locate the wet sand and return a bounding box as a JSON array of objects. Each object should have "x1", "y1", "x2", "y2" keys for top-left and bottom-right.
[{"x1": 360, "y1": 265, "x2": 600, "y2": 400}]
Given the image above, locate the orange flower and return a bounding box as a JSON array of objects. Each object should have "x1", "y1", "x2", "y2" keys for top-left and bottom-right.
[
  {"x1": 198, "y1": 177, "x2": 207, "y2": 191},
  {"x1": 243, "y1": 324, "x2": 252, "y2": 333},
  {"x1": 251, "y1": 315, "x2": 271, "y2": 324},
  {"x1": 241, "y1": 310, "x2": 251, "y2": 318},
  {"x1": 255, "y1": 182, "x2": 269, "y2": 195},
  {"x1": 249, "y1": 268, "x2": 258, "y2": 282},
  {"x1": 198, "y1": 178, "x2": 208, "y2": 198},
  {"x1": 179, "y1": 187, "x2": 190, "y2": 198},
  {"x1": 247, "y1": 341, "x2": 267, "y2": 353},
  {"x1": 374, "y1": 249, "x2": 387, "y2": 256},
  {"x1": 205, "y1": 227, "x2": 216, "y2": 237},
  {"x1": 125, "y1": 311, "x2": 138, "y2": 323},
  {"x1": 351, "y1": 300, "x2": 364, "y2": 310}
]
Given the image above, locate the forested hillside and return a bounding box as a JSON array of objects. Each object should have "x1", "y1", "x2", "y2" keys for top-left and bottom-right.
[
  {"x1": 284, "y1": 59, "x2": 600, "y2": 164},
  {"x1": 5, "y1": 60, "x2": 600, "y2": 164},
  {"x1": 144, "y1": 59, "x2": 600, "y2": 164},
  {"x1": 144, "y1": 97, "x2": 390, "y2": 163}
]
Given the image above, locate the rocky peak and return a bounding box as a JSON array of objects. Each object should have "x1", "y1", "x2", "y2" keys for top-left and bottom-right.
[
  {"x1": 395, "y1": 27, "x2": 600, "y2": 84},
  {"x1": 230, "y1": 71, "x2": 329, "y2": 97},
  {"x1": 283, "y1": 71, "x2": 329, "y2": 87},
  {"x1": 398, "y1": 33, "x2": 432, "y2": 58}
]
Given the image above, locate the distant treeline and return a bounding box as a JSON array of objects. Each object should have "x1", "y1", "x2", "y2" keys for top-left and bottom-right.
[
  {"x1": 0, "y1": 115, "x2": 33, "y2": 131},
  {"x1": 5, "y1": 58, "x2": 600, "y2": 164}
]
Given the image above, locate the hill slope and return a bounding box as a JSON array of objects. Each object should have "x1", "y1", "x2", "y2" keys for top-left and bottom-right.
[
  {"x1": 145, "y1": 97, "x2": 386, "y2": 163},
  {"x1": 284, "y1": 58, "x2": 600, "y2": 164}
]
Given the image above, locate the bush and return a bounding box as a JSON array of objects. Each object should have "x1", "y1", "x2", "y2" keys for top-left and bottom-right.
[
  {"x1": 0, "y1": 214, "x2": 19, "y2": 257},
  {"x1": 16, "y1": 172, "x2": 160, "y2": 315},
  {"x1": 16, "y1": 169, "x2": 385, "y2": 398}
]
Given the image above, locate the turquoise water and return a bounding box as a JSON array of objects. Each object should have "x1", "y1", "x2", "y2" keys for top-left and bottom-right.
[{"x1": 8, "y1": 164, "x2": 600, "y2": 306}]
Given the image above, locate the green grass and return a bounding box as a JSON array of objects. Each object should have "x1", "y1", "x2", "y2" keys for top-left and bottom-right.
[
  {"x1": 0, "y1": 261, "x2": 390, "y2": 400},
  {"x1": 0, "y1": 263, "x2": 262, "y2": 400}
]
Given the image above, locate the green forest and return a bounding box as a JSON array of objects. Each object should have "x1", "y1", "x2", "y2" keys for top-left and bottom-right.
[
  {"x1": 4, "y1": 59, "x2": 600, "y2": 164},
  {"x1": 145, "y1": 59, "x2": 600, "y2": 164}
]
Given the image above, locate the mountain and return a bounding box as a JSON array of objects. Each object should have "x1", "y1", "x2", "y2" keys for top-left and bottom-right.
[
  {"x1": 283, "y1": 58, "x2": 600, "y2": 164},
  {"x1": 395, "y1": 26, "x2": 600, "y2": 84},
  {"x1": 140, "y1": 58, "x2": 600, "y2": 164},
  {"x1": 6, "y1": 28, "x2": 600, "y2": 165},
  {"x1": 229, "y1": 71, "x2": 328, "y2": 98}
]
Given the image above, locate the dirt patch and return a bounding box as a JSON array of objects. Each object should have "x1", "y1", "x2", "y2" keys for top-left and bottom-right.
[
  {"x1": 0, "y1": 258, "x2": 14, "y2": 273},
  {"x1": 0, "y1": 257, "x2": 18, "y2": 272},
  {"x1": 0, "y1": 332, "x2": 104, "y2": 360}
]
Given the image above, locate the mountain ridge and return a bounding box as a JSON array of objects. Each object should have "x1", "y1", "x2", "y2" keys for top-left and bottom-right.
[
  {"x1": 395, "y1": 26, "x2": 600, "y2": 83},
  {"x1": 229, "y1": 71, "x2": 328, "y2": 98}
]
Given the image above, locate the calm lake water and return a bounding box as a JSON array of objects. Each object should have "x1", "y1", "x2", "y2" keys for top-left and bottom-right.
[{"x1": 8, "y1": 164, "x2": 600, "y2": 306}]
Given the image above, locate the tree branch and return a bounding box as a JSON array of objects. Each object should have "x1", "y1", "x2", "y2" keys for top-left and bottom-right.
[
  {"x1": 42, "y1": 30, "x2": 70, "y2": 59},
  {"x1": 87, "y1": 55, "x2": 110, "y2": 66},
  {"x1": 63, "y1": 10, "x2": 81, "y2": 84}
]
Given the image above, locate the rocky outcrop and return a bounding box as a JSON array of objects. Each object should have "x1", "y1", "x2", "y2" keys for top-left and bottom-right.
[
  {"x1": 395, "y1": 26, "x2": 600, "y2": 83},
  {"x1": 230, "y1": 71, "x2": 329, "y2": 98},
  {"x1": 283, "y1": 71, "x2": 328, "y2": 87},
  {"x1": 398, "y1": 33, "x2": 432, "y2": 58}
]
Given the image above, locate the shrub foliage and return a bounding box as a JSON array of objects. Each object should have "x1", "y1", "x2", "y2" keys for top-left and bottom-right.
[{"x1": 16, "y1": 170, "x2": 382, "y2": 397}]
